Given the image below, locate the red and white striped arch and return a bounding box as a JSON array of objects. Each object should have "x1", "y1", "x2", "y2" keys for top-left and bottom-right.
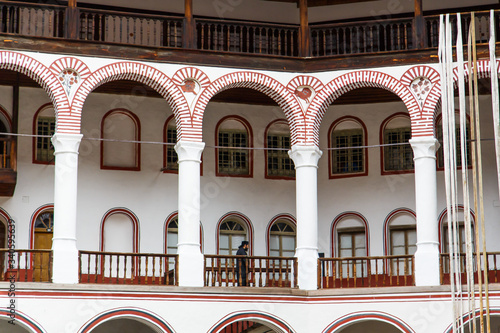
[
  {"x1": 72, "y1": 62, "x2": 191, "y2": 139},
  {"x1": 172, "y1": 66, "x2": 211, "y2": 89},
  {"x1": 193, "y1": 72, "x2": 305, "y2": 145},
  {"x1": 78, "y1": 307, "x2": 175, "y2": 333},
  {"x1": 308, "y1": 70, "x2": 423, "y2": 145},
  {"x1": 49, "y1": 56, "x2": 91, "y2": 81},
  {"x1": 0, "y1": 309, "x2": 47, "y2": 333},
  {"x1": 0, "y1": 51, "x2": 72, "y2": 133},
  {"x1": 208, "y1": 311, "x2": 295, "y2": 333},
  {"x1": 322, "y1": 311, "x2": 415, "y2": 333}
]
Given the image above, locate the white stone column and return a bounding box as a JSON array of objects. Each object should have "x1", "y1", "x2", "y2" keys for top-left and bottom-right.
[
  {"x1": 289, "y1": 145, "x2": 322, "y2": 290},
  {"x1": 175, "y1": 141, "x2": 205, "y2": 287},
  {"x1": 51, "y1": 133, "x2": 83, "y2": 284},
  {"x1": 410, "y1": 136, "x2": 440, "y2": 286}
]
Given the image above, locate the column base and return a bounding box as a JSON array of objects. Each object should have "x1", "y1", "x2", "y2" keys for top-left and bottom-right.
[
  {"x1": 178, "y1": 244, "x2": 204, "y2": 287},
  {"x1": 414, "y1": 242, "x2": 440, "y2": 286},
  {"x1": 52, "y1": 239, "x2": 79, "y2": 284},
  {"x1": 295, "y1": 247, "x2": 318, "y2": 290}
]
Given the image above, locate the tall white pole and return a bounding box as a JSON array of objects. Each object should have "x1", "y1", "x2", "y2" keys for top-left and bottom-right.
[
  {"x1": 289, "y1": 145, "x2": 322, "y2": 290},
  {"x1": 175, "y1": 140, "x2": 205, "y2": 287},
  {"x1": 410, "y1": 137, "x2": 440, "y2": 286},
  {"x1": 51, "y1": 133, "x2": 83, "y2": 284}
]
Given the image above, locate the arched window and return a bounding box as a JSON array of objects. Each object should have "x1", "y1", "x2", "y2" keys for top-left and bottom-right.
[
  {"x1": 439, "y1": 207, "x2": 475, "y2": 254},
  {"x1": 332, "y1": 213, "x2": 369, "y2": 278},
  {"x1": 218, "y1": 213, "x2": 252, "y2": 255},
  {"x1": 101, "y1": 209, "x2": 139, "y2": 279},
  {"x1": 436, "y1": 112, "x2": 471, "y2": 170},
  {"x1": 265, "y1": 120, "x2": 294, "y2": 179},
  {"x1": 269, "y1": 217, "x2": 296, "y2": 257},
  {"x1": 163, "y1": 115, "x2": 178, "y2": 173},
  {"x1": 216, "y1": 116, "x2": 252, "y2": 177},
  {"x1": 329, "y1": 116, "x2": 367, "y2": 178},
  {"x1": 381, "y1": 113, "x2": 413, "y2": 174},
  {"x1": 101, "y1": 109, "x2": 141, "y2": 171},
  {"x1": 33, "y1": 103, "x2": 56, "y2": 164},
  {"x1": 166, "y1": 217, "x2": 178, "y2": 255},
  {"x1": 385, "y1": 209, "x2": 416, "y2": 276}
]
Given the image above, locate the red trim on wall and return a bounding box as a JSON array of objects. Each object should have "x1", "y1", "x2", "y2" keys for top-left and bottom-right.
[
  {"x1": 438, "y1": 205, "x2": 476, "y2": 253},
  {"x1": 79, "y1": 307, "x2": 175, "y2": 333},
  {"x1": 32, "y1": 103, "x2": 56, "y2": 165},
  {"x1": 29, "y1": 204, "x2": 54, "y2": 249},
  {"x1": 331, "y1": 212, "x2": 370, "y2": 257},
  {"x1": 100, "y1": 208, "x2": 140, "y2": 253},
  {"x1": 264, "y1": 119, "x2": 295, "y2": 180},
  {"x1": 379, "y1": 112, "x2": 414, "y2": 176},
  {"x1": 0, "y1": 309, "x2": 47, "y2": 333},
  {"x1": 216, "y1": 212, "x2": 254, "y2": 255},
  {"x1": 215, "y1": 115, "x2": 254, "y2": 178},
  {"x1": 327, "y1": 116, "x2": 369, "y2": 180},
  {"x1": 0, "y1": 105, "x2": 12, "y2": 132},
  {"x1": 382, "y1": 208, "x2": 416, "y2": 256},
  {"x1": 265, "y1": 213, "x2": 296, "y2": 256},
  {"x1": 208, "y1": 311, "x2": 295, "y2": 333},
  {"x1": 322, "y1": 311, "x2": 416, "y2": 333},
  {"x1": 100, "y1": 109, "x2": 141, "y2": 172}
]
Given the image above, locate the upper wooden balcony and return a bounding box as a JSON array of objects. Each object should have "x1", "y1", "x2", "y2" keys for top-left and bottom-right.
[{"x1": 0, "y1": 1, "x2": 497, "y2": 71}]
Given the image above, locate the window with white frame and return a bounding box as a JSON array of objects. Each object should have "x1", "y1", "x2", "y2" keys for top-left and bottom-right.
[
  {"x1": 388, "y1": 212, "x2": 416, "y2": 275},
  {"x1": 164, "y1": 117, "x2": 178, "y2": 172},
  {"x1": 336, "y1": 215, "x2": 367, "y2": 278},
  {"x1": 34, "y1": 105, "x2": 56, "y2": 163},
  {"x1": 269, "y1": 220, "x2": 296, "y2": 257},
  {"x1": 266, "y1": 121, "x2": 294, "y2": 178},
  {"x1": 219, "y1": 219, "x2": 247, "y2": 255},
  {"x1": 436, "y1": 113, "x2": 471, "y2": 169},
  {"x1": 382, "y1": 115, "x2": 413, "y2": 172},
  {"x1": 166, "y1": 218, "x2": 178, "y2": 255},
  {"x1": 101, "y1": 109, "x2": 140, "y2": 170},
  {"x1": 217, "y1": 118, "x2": 251, "y2": 176},
  {"x1": 330, "y1": 118, "x2": 366, "y2": 177}
]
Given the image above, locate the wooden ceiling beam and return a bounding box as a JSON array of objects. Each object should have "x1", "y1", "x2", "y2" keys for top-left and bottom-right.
[{"x1": 262, "y1": 0, "x2": 381, "y2": 7}]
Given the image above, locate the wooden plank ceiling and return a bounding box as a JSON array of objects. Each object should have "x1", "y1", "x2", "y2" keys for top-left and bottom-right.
[{"x1": 261, "y1": 0, "x2": 381, "y2": 7}]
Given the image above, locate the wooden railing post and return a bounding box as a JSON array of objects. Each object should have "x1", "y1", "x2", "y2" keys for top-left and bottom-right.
[
  {"x1": 299, "y1": 0, "x2": 310, "y2": 57},
  {"x1": 183, "y1": 0, "x2": 195, "y2": 49},
  {"x1": 413, "y1": 0, "x2": 425, "y2": 49},
  {"x1": 65, "y1": 0, "x2": 80, "y2": 39}
]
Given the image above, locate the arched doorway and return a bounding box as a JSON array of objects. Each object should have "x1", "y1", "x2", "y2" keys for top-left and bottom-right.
[
  {"x1": 32, "y1": 207, "x2": 53, "y2": 282},
  {"x1": 335, "y1": 320, "x2": 404, "y2": 333},
  {"x1": 218, "y1": 320, "x2": 279, "y2": 333},
  {"x1": 90, "y1": 319, "x2": 157, "y2": 333}
]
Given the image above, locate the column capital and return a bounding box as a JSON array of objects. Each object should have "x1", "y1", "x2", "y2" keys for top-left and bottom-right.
[
  {"x1": 409, "y1": 137, "x2": 440, "y2": 160},
  {"x1": 51, "y1": 133, "x2": 83, "y2": 154},
  {"x1": 175, "y1": 141, "x2": 205, "y2": 163},
  {"x1": 288, "y1": 145, "x2": 322, "y2": 168}
]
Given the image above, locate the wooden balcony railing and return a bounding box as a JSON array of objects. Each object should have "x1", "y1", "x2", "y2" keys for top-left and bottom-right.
[
  {"x1": 318, "y1": 255, "x2": 414, "y2": 289},
  {"x1": 79, "y1": 251, "x2": 178, "y2": 286},
  {"x1": 204, "y1": 254, "x2": 297, "y2": 288},
  {"x1": 440, "y1": 252, "x2": 500, "y2": 284},
  {"x1": 0, "y1": 1, "x2": 65, "y2": 38},
  {"x1": 310, "y1": 17, "x2": 413, "y2": 57},
  {"x1": 79, "y1": 8, "x2": 183, "y2": 48},
  {"x1": 196, "y1": 19, "x2": 299, "y2": 56},
  {"x1": 0, "y1": 2, "x2": 498, "y2": 59},
  {"x1": 425, "y1": 10, "x2": 499, "y2": 48},
  {"x1": 0, "y1": 249, "x2": 52, "y2": 282}
]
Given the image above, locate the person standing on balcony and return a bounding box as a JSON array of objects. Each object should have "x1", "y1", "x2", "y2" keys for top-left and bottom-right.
[{"x1": 236, "y1": 241, "x2": 249, "y2": 286}]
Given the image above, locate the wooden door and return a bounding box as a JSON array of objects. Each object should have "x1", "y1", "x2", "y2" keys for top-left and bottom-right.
[{"x1": 33, "y1": 230, "x2": 52, "y2": 282}]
